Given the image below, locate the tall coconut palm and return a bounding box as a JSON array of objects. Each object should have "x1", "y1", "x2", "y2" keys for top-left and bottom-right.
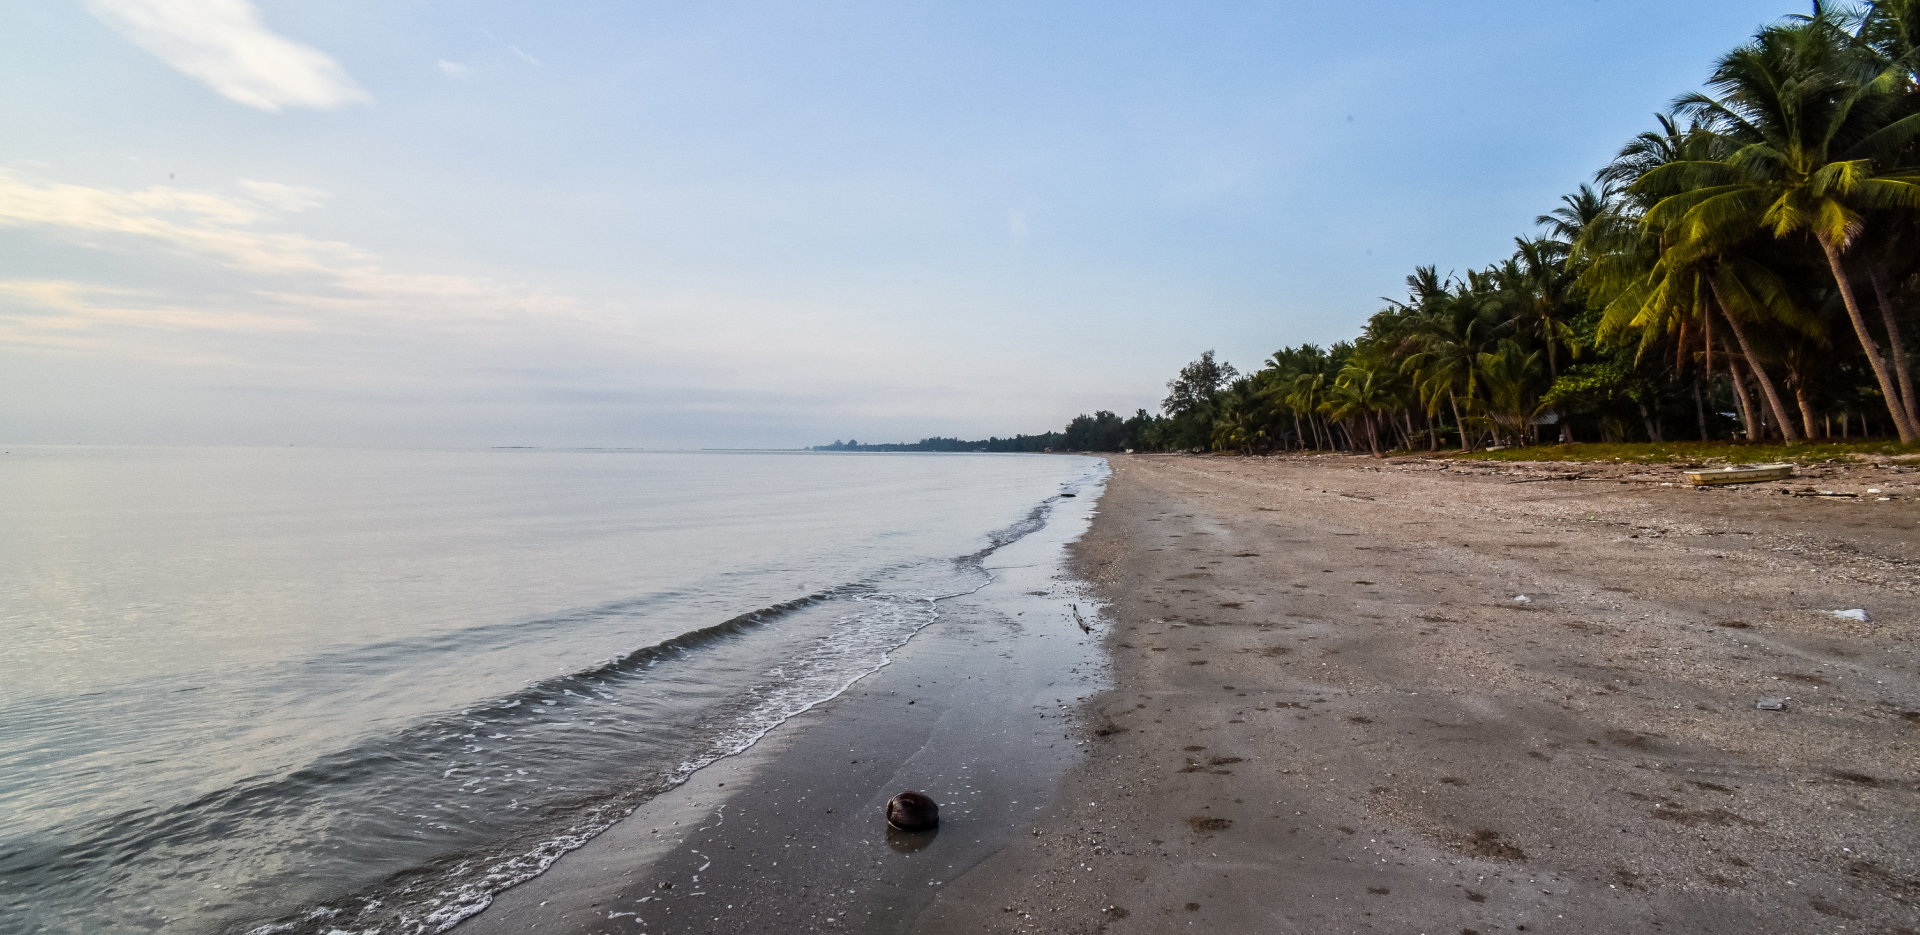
[
  {"x1": 1497, "y1": 237, "x2": 1583, "y2": 379},
  {"x1": 1399, "y1": 279, "x2": 1501, "y2": 451},
  {"x1": 1648, "y1": 18, "x2": 1920, "y2": 440},
  {"x1": 1211, "y1": 378, "x2": 1268, "y2": 454},
  {"x1": 1537, "y1": 183, "x2": 1615, "y2": 254},
  {"x1": 1477, "y1": 340, "x2": 1545, "y2": 443},
  {"x1": 1855, "y1": 226, "x2": 1920, "y2": 425},
  {"x1": 1324, "y1": 362, "x2": 1400, "y2": 456},
  {"x1": 1583, "y1": 108, "x2": 1827, "y2": 440}
]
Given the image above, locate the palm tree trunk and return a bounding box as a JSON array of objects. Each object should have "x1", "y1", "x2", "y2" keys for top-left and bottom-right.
[
  {"x1": 1725, "y1": 354, "x2": 1757, "y2": 441},
  {"x1": 1793, "y1": 375, "x2": 1821, "y2": 440},
  {"x1": 1819, "y1": 239, "x2": 1917, "y2": 442},
  {"x1": 1869, "y1": 267, "x2": 1917, "y2": 427},
  {"x1": 1708, "y1": 289, "x2": 1801, "y2": 442},
  {"x1": 1449, "y1": 391, "x2": 1472, "y2": 452},
  {"x1": 1693, "y1": 378, "x2": 1710, "y2": 441},
  {"x1": 1292, "y1": 412, "x2": 1304, "y2": 451}
]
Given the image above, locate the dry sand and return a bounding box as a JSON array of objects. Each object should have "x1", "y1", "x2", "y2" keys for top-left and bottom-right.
[{"x1": 918, "y1": 453, "x2": 1919, "y2": 935}]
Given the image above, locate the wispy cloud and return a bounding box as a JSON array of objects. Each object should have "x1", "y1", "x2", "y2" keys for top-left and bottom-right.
[
  {"x1": 437, "y1": 59, "x2": 471, "y2": 79},
  {"x1": 83, "y1": 0, "x2": 369, "y2": 111},
  {"x1": 507, "y1": 45, "x2": 539, "y2": 66},
  {"x1": 0, "y1": 171, "x2": 1091, "y2": 445},
  {"x1": 238, "y1": 179, "x2": 326, "y2": 212},
  {"x1": 0, "y1": 171, "x2": 578, "y2": 333},
  {"x1": 0, "y1": 171, "x2": 360, "y2": 273}
]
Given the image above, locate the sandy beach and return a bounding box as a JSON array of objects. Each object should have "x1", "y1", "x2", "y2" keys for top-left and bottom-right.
[
  {"x1": 457, "y1": 452, "x2": 1918, "y2": 935},
  {"x1": 923, "y1": 453, "x2": 1919, "y2": 934}
]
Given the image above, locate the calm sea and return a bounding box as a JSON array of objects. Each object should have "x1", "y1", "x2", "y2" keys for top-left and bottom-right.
[{"x1": 0, "y1": 447, "x2": 1105, "y2": 935}]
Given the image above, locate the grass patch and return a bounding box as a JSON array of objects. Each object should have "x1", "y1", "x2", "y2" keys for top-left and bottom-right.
[{"x1": 1426, "y1": 439, "x2": 1920, "y2": 464}]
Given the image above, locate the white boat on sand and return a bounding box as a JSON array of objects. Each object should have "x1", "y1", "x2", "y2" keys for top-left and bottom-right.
[{"x1": 1683, "y1": 463, "x2": 1795, "y2": 486}]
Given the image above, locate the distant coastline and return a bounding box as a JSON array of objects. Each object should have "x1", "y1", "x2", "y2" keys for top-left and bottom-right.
[{"x1": 810, "y1": 433, "x2": 1066, "y2": 453}]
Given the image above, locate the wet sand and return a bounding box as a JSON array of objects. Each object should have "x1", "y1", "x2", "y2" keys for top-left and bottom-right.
[
  {"x1": 920, "y1": 454, "x2": 1919, "y2": 934},
  {"x1": 454, "y1": 484, "x2": 1113, "y2": 935}
]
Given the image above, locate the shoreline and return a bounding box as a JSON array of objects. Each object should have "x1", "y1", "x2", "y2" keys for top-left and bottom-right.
[
  {"x1": 453, "y1": 473, "x2": 1114, "y2": 935},
  {"x1": 452, "y1": 452, "x2": 1917, "y2": 934},
  {"x1": 916, "y1": 453, "x2": 1917, "y2": 933}
]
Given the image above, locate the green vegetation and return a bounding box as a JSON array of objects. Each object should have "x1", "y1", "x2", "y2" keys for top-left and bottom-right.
[
  {"x1": 824, "y1": 5, "x2": 1920, "y2": 460},
  {"x1": 1451, "y1": 439, "x2": 1920, "y2": 464}
]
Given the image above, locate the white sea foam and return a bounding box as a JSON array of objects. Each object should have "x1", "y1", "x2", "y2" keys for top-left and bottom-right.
[{"x1": 394, "y1": 592, "x2": 954, "y2": 934}]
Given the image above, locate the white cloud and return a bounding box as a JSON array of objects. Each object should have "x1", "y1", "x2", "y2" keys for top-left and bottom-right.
[
  {"x1": 0, "y1": 171, "x2": 1114, "y2": 446},
  {"x1": 83, "y1": 0, "x2": 369, "y2": 112},
  {"x1": 0, "y1": 170, "x2": 358, "y2": 273},
  {"x1": 238, "y1": 179, "x2": 326, "y2": 212},
  {"x1": 438, "y1": 60, "x2": 471, "y2": 79},
  {"x1": 507, "y1": 45, "x2": 539, "y2": 65}
]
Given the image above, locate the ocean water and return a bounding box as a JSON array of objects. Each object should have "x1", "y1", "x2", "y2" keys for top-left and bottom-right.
[{"x1": 0, "y1": 447, "x2": 1105, "y2": 935}]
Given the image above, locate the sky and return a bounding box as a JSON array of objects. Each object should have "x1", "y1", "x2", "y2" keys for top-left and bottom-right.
[{"x1": 0, "y1": 0, "x2": 1796, "y2": 448}]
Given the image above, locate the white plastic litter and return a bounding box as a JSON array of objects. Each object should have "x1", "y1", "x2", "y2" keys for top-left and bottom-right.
[
  {"x1": 1512, "y1": 595, "x2": 1532, "y2": 604},
  {"x1": 1755, "y1": 697, "x2": 1788, "y2": 711},
  {"x1": 1827, "y1": 609, "x2": 1871, "y2": 622}
]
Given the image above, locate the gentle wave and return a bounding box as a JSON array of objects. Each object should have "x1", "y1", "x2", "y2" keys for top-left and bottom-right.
[{"x1": 210, "y1": 499, "x2": 1061, "y2": 935}]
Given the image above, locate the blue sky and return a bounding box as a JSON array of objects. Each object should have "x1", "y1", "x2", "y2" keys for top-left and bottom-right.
[{"x1": 1, "y1": 0, "x2": 1791, "y2": 447}]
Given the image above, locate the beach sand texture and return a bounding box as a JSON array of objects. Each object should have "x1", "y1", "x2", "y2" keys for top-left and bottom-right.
[
  {"x1": 460, "y1": 453, "x2": 1917, "y2": 934},
  {"x1": 923, "y1": 454, "x2": 1918, "y2": 934}
]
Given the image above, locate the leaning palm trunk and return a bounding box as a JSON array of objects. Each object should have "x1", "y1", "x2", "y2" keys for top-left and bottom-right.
[
  {"x1": 1448, "y1": 391, "x2": 1472, "y2": 452},
  {"x1": 1708, "y1": 289, "x2": 1799, "y2": 442},
  {"x1": 1869, "y1": 268, "x2": 1918, "y2": 428},
  {"x1": 1724, "y1": 353, "x2": 1758, "y2": 441},
  {"x1": 1819, "y1": 239, "x2": 1917, "y2": 442}
]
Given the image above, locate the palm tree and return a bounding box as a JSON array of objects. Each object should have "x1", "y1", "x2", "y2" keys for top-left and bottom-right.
[
  {"x1": 1211, "y1": 378, "x2": 1268, "y2": 454},
  {"x1": 1538, "y1": 183, "x2": 1615, "y2": 253},
  {"x1": 1647, "y1": 18, "x2": 1920, "y2": 440},
  {"x1": 1400, "y1": 272, "x2": 1503, "y2": 450},
  {"x1": 1477, "y1": 340, "x2": 1545, "y2": 444},
  {"x1": 1497, "y1": 237, "x2": 1583, "y2": 380},
  {"x1": 1850, "y1": 0, "x2": 1920, "y2": 82},
  {"x1": 1286, "y1": 371, "x2": 1333, "y2": 450},
  {"x1": 1324, "y1": 362, "x2": 1400, "y2": 455}
]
